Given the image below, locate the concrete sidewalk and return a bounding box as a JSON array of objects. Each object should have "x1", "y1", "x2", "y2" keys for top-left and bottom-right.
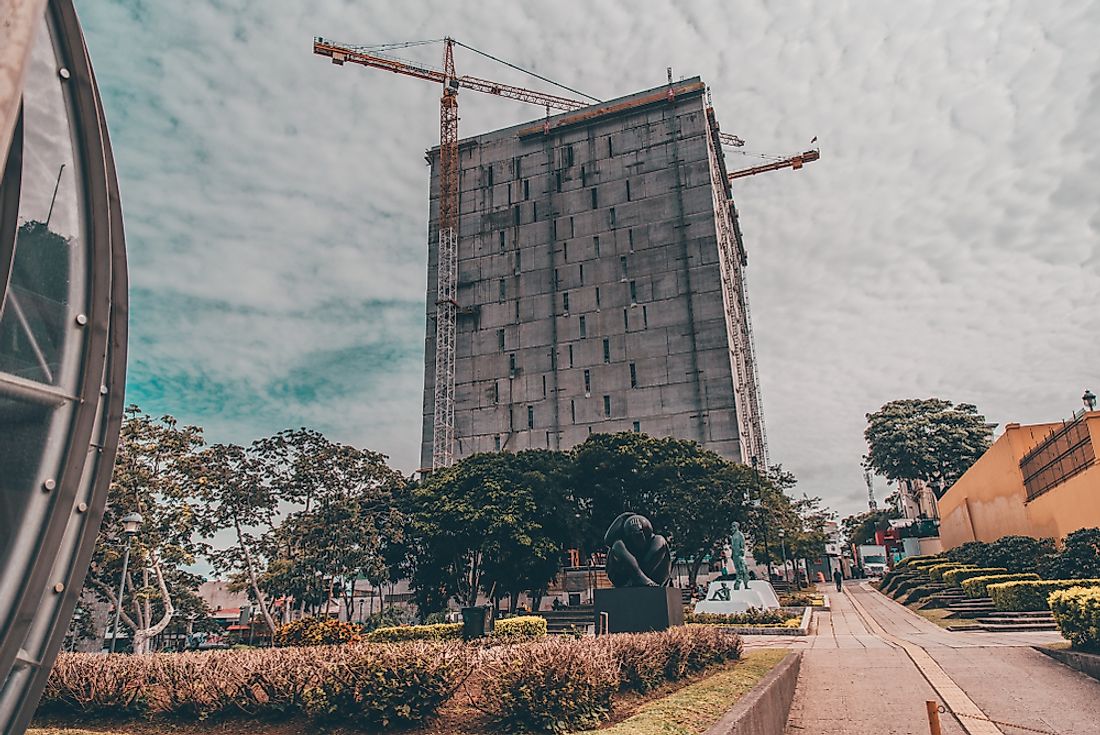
[{"x1": 779, "y1": 584, "x2": 1100, "y2": 734}]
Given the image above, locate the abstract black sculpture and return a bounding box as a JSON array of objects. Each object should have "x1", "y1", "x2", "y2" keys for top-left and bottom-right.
[{"x1": 603, "y1": 512, "x2": 671, "y2": 587}]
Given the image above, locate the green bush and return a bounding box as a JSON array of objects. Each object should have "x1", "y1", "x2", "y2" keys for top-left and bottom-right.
[
  {"x1": 303, "y1": 641, "x2": 470, "y2": 728},
  {"x1": 1048, "y1": 586, "x2": 1100, "y2": 651},
  {"x1": 899, "y1": 584, "x2": 947, "y2": 603},
  {"x1": 881, "y1": 571, "x2": 920, "y2": 594},
  {"x1": 273, "y1": 617, "x2": 360, "y2": 647},
  {"x1": 927, "y1": 563, "x2": 971, "y2": 582},
  {"x1": 685, "y1": 609, "x2": 799, "y2": 626},
  {"x1": 989, "y1": 579, "x2": 1100, "y2": 611},
  {"x1": 1041, "y1": 528, "x2": 1100, "y2": 580},
  {"x1": 363, "y1": 622, "x2": 461, "y2": 643},
  {"x1": 897, "y1": 554, "x2": 943, "y2": 568},
  {"x1": 39, "y1": 653, "x2": 150, "y2": 716},
  {"x1": 960, "y1": 573, "x2": 1039, "y2": 599},
  {"x1": 945, "y1": 536, "x2": 1056, "y2": 574},
  {"x1": 942, "y1": 567, "x2": 1007, "y2": 587},
  {"x1": 482, "y1": 637, "x2": 620, "y2": 732},
  {"x1": 493, "y1": 615, "x2": 548, "y2": 639}
]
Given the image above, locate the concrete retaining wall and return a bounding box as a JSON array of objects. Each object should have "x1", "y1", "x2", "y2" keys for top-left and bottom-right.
[
  {"x1": 1035, "y1": 646, "x2": 1100, "y2": 682},
  {"x1": 703, "y1": 651, "x2": 802, "y2": 735}
]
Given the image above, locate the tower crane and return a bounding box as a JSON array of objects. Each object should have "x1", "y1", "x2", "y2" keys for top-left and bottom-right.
[
  {"x1": 865, "y1": 470, "x2": 878, "y2": 511},
  {"x1": 312, "y1": 36, "x2": 818, "y2": 470}
]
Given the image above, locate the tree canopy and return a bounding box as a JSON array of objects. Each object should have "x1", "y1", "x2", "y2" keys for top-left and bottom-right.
[{"x1": 863, "y1": 398, "x2": 992, "y2": 496}]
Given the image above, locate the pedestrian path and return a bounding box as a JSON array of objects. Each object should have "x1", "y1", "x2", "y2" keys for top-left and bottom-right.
[{"x1": 774, "y1": 583, "x2": 1100, "y2": 734}]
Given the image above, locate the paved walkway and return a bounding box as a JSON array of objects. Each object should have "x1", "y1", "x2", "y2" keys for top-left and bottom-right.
[{"x1": 750, "y1": 583, "x2": 1100, "y2": 734}]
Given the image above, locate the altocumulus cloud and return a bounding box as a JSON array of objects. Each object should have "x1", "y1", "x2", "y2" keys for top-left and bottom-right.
[{"x1": 76, "y1": 0, "x2": 1099, "y2": 516}]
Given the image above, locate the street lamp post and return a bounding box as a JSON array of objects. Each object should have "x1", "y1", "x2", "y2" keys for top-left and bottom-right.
[
  {"x1": 778, "y1": 530, "x2": 790, "y2": 585},
  {"x1": 751, "y1": 456, "x2": 773, "y2": 583},
  {"x1": 109, "y1": 512, "x2": 143, "y2": 653},
  {"x1": 1084, "y1": 390, "x2": 1097, "y2": 413}
]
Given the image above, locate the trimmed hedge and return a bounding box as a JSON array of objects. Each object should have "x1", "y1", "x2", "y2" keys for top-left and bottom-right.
[
  {"x1": 897, "y1": 554, "x2": 942, "y2": 568},
  {"x1": 364, "y1": 616, "x2": 547, "y2": 643},
  {"x1": 927, "y1": 563, "x2": 971, "y2": 582},
  {"x1": 942, "y1": 567, "x2": 1007, "y2": 587},
  {"x1": 685, "y1": 609, "x2": 800, "y2": 626},
  {"x1": 960, "y1": 573, "x2": 1039, "y2": 599},
  {"x1": 989, "y1": 579, "x2": 1100, "y2": 612},
  {"x1": 1048, "y1": 587, "x2": 1100, "y2": 651},
  {"x1": 274, "y1": 617, "x2": 360, "y2": 647}
]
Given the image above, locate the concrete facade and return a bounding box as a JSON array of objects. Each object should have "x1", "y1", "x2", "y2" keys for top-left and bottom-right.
[
  {"x1": 420, "y1": 79, "x2": 755, "y2": 468},
  {"x1": 938, "y1": 411, "x2": 1100, "y2": 548}
]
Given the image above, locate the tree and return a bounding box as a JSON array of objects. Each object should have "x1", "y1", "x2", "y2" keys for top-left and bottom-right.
[
  {"x1": 841, "y1": 509, "x2": 900, "y2": 548},
  {"x1": 255, "y1": 429, "x2": 408, "y2": 620},
  {"x1": 405, "y1": 450, "x2": 574, "y2": 616},
  {"x1": 84, "y1": 406, "x2": 205, "y2": 652},
  {"x1": 863, "y1": 399, "x2": 992, "y2": 498},
  {"x1": 1040, "y1": 528, "x2": 1100, "y2": 579},
  {"x1": 191, "y1": 442, "x2": 279, "y2": 633}
]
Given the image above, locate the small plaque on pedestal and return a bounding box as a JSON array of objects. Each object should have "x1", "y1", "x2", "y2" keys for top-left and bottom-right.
[{"x1": 594, "y1": 586, "x2": 684, "y2": 634}]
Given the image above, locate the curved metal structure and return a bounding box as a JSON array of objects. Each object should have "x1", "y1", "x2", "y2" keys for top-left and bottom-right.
[{"x1": 0, "y1": 1, "x2": 127, "y2": 733}]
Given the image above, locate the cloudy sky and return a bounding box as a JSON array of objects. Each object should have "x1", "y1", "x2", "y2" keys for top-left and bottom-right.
[{"x1": 76, "y1": 0, "x2": 1098, "y2": 519}]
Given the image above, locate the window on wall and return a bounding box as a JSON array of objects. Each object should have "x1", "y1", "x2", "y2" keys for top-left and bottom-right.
[
  {"x1": 527, "y1": 405, "x2": 534, "y2": 429},
  {"x1": 495, "y1": 435, "x2": 501, "y2": 451},
  {"x1": 514, "y1": 251, "x2": 521, "y2": 274},
  {"x1": 623, "y1": 308, "x2": 629, "y2": 330},
  {"x1": 625, "y1": 180, "x2": 631, "y2": 201},
  {"x1": 595, "y1": 287, "x2": 601, "y2": 309},
  {"x1": 563, "y1": 291, "x2": 570, "y2": 312},
  {"x1": 581, "y1": 165, "x2": 587, "y2": 186},
  {"x1": 523, "y1": 179, "x2": 530, "y2": 200},
  {"x1": 570, "y1": 399, "x2": 576, "y2": 423},
  {"x1": 629, "y1": 280, "x2": 638, "y2": 304},
  {"x1": 566, "y1": 145, "x2": 575, "y2": 167},
  {"x1": 493, "y1": 381, "x2": 500, "y2": 403},
  {"x1": 628, "y1": 229, "x2": 634, "y2": 252},
  {"x1": 630, "y1": 362, "x2": 638, "y2": 388},
  {"x1": 509, "y1": 353, "x2": 517, "y2": 375},
  {"x1": 563, "y1": 242, "x2": 569, "y2": 260},
  {"x1": 593, "y1": 235, "x2": 600, "y2": 257},
  {"x1": 619, "y1": 256, "x2": 628, "y2": 280},
  {"x1": 608, "y1": 136, "x2": 614, "y2": 157},
  {"x1": 632, "y1": 421, "x2": 641, "y2": 433},
  {"x1": 579, "y1": 315, "x2": 587, "y2": 338},
  {"x1": 584, "y1": 369, "x2": 591, "y2": 395},
  {"x1": 497, "y1": 329, "x2": 505, "y2": 351},
  {"x1": 579, "y1": 264, "x2": 585, "y2": 285},
  {"x1": 609, "y1": 207, "x2": 616, "y2": 228},
  {"x1": 499, "y1": 231, "x2": 505, "y2": 253},
  {"x1": 570, "y1": 217, "x2": 575, "y2": 238},
  {"x1": 513, "y1": 206, "x2": 520, "y2": 225},
  {"x1": 568, "y1": 344, "x2": 574, "y2": 367},
  {"x1": 602, "y1": 339, "x2": 610, "y2": 363},
  {"x1": 498, "y1": 279, "x2": 506, "y2": 302},
  {"x1": 532, "y1": 201, "x2": 538, "y2": 220},
  {"x1": 514, "y1": 157, "x2": 520, "y2": 179},
  {"x1": 488, "y1": 166, "x2": 494, "y2": 187},
  {"x1": 590, "y1": 188, "x2": 597, "y2": 209},
  {"x1": 542, "y1": 374, "x2": 547, "y2": 398},
  {"x1": 642, "y1": 305, "x2": 648, "y2": 328},
  {"x1": 554, "y1": 268, "x2": 560, "y2": 287},
  {"x1": 603, "y1": 395, "x2": 611, "y2": 417},
  {"x1": 551, "y1": 218, "x2": 556, "y2": 240},
  {"x1": 514, "y1": 300, "x2": 519, "y2": 320}
]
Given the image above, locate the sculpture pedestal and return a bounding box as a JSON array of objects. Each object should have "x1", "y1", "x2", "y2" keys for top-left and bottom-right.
[
  {"x1": 594, "y1": 586, "x2": 684, "y2": 634},
  {"x1": 692, "y1": 580, "x2": 781, "y2": 615}
]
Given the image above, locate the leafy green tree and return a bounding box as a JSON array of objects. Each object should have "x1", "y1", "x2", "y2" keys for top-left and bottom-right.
[
  {"x1": 863, "y1": 399, "x2": 992, "y2": 497},
  {"x1": 256, "y1": 429, "x2": 408, "y2": 620},
  {"x1": 191, "y1": 442, "x2": 279, "y2": 633},
  {"x1": 841, "y1": 509, "x2": 900, "y2": 548},
  {"x1": 83, "y1": 406, "x2": 205, "y2": 653},
  {"x1": 405, "y1": 450, "x2": 573, "y2": 616}
]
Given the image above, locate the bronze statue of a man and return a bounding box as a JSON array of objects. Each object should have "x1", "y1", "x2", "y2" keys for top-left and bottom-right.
[
  {"x1": 729, "y1": 521, "x2": 750, "y2": 590},
  {"x1": 604, "y1": 512, "x2": 671, "y2": 587}
]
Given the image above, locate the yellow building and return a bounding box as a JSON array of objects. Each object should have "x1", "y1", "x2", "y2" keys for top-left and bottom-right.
[{"x1": 938, "y1": 410, "x2": 1100, "y2": 548}]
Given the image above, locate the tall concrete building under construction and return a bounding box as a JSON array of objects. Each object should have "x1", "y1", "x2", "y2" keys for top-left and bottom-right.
[{"x1": 419, "y1": 78, "x2": 767, "y2": 469}]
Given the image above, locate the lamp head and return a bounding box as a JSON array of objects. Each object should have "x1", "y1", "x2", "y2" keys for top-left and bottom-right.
[{"x1": 120, "y1": 512, "x2": 143, "y2": 536}]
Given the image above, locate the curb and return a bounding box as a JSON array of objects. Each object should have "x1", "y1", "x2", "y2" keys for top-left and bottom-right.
[
  {"x1": 1033, "y1": 645, "x2": 1100, "y2": 682},
  {"x1": 702, "y1": 651, "x2": 802, "y2": 735}
]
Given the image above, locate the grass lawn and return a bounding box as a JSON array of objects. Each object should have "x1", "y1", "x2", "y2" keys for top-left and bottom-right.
[{"x1": 574, "y1": 648, "x2": 790, "y2": 735}]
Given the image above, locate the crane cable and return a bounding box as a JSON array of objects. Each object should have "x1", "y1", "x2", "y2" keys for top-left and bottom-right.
[{"x1": 451, "y1": 39, "x2": 601, "y2": 103}]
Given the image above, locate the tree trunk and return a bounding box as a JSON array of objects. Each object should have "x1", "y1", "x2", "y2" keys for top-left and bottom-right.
[
  {"x1": 688, "y1": 558, "x2": 704, "y2": 591},
  {"x1": 235, "y1": 519, "x2": 277, "y2": 633},
  {"x1": 509, "y1": 591, "x2": 519, "y2": 614},
  {"x1": 131, "y1": 557, "x2": 175, "y2": 654}
]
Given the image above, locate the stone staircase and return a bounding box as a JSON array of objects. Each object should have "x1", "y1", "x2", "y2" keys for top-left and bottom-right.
[
  {"x1": 942, "y1": 596, "x2": 997, "y2": 619},
  {"x1": 535, "y1": 606, "x2": 593, "y2": 635},
  {"x1": 972, "y1": 610, "x2": 1058, "y2": 632}
]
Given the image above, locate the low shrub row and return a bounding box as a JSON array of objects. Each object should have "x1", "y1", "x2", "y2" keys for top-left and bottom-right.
[
  {"x1": 273, "y1": 617, "x2": 361, "y2": 647},
  {"x1": 363, "y1": 615, "x2": 547, "y2": 643},
  {"x1": 40, "y1": 627, "x2": 741, "y2": 732},
  {"x1": 685, "y1": 609, "x2": 800, "y2": 626},
  {"x1": 1048, "y1": 587, "x2": 1100, "y2": 651},
  {"x1": 989, "y1": 579, "x2": 1100, "y2": 611},
  {"x1": 927, "y1": 563, "x2": 971, "y2": 582},
  {"x1": 960, "y1": 573, "x2": 1039, "y2": 599},
  {"x1": 942, "y1": 567, "x2": 1007, "y2": 587}
]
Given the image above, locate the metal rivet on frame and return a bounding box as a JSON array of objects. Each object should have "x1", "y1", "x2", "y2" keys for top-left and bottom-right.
[
  {"x1": 43, "y1": 479, "x2": 57, "y2": 491},
  {"x1": 100, "y1": 385, "x2": 108, "y2": 395},
  {"x1": 76, "y1": 502, "x2": 88, "y2": 513},
  {"x1": 53, "y1": 583, "x2": 65, "y2": 593},
  {"x1": 58, "y1": 67, "x2": 70, "y2": 80},
  {"x1": 75, "y1": 314, "x2": 87, "y2": 326}
]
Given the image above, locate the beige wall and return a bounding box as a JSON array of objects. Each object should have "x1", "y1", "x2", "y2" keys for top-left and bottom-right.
[{"x1": 939, "y1": 417, "x2": 1099, "y2": 547}]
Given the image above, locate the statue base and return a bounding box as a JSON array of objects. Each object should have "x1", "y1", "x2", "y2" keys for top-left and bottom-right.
[
  {"x1": 693, "y1": 580, "x2": 781, "y2": 614},
  {"x1": 594, "y1": 586, "x2": 684, "y2": 634}
]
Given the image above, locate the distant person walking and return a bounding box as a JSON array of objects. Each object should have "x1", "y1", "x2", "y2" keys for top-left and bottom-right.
[{"x1": 833, "y1": 568, "x2": 844, "y2": 592}]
